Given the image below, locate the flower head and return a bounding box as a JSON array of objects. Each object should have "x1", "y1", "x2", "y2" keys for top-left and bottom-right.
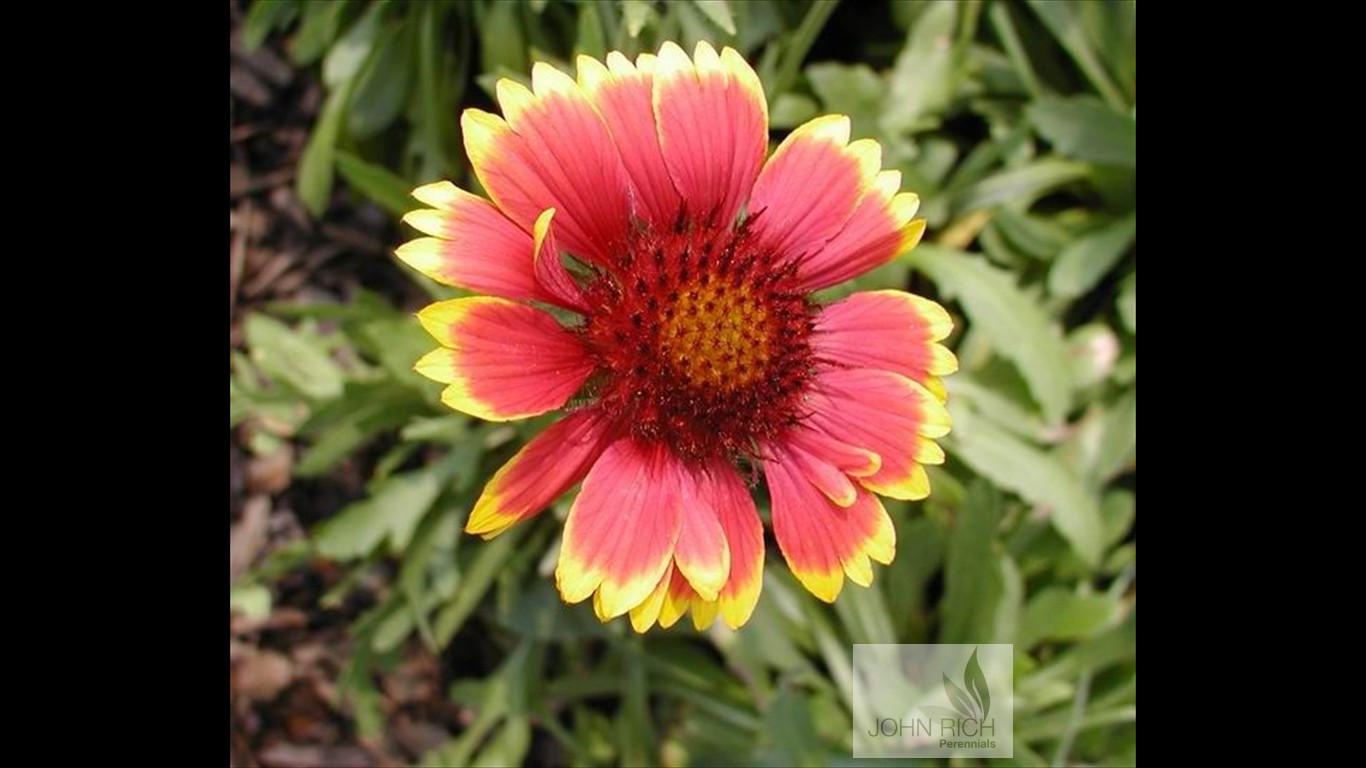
[{"x1": 398, "y1": 41, "x2": 956, "y2": 631}]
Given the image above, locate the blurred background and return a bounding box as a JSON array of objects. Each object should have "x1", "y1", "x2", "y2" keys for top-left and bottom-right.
[{"x1": 229, "y1": 1, "x2": 1136, "y2": 765}]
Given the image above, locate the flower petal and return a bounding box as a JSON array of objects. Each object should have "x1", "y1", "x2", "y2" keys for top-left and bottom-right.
[
  {"x1": 415, "y1": 297, "x2": 594, "y2": 421},
  {"x1": 747, "y1": 115, "x2": 882, "y2": 266},
  {"x1": 652, "y1": 41, "x2": 767, "y2": 225},
  {"x1": 783, "y1": 424, "x2": 881, "y2": 478},
  {"x1": 765, "y1": 448, "x2": 897, "y2": 602},
  {"x1": 777, "y1": 438, "x2": 859, "y2": 508},
  {"x1": 397, "y1": 182, "x2": 552, "y2": 303},
  {"x1": 463, "y1": 64, "x2": 633, "y2": 264},
  {"x1": 804, "y1": 368, "x2": 950, "y2": 500},
  {"x1": 689, "y1": 593, "x2": 719, "y2": 631},
  {"x1": 532, "y1": 208, "x2": 589, "y2": 311},
  {"x1": 465, "y1": 409, "x2": 613, "y2": 539},
  {"x1": 556, "y1": 439, "x2": 684, "y2": 617},
  {"x1": 792, "y1": 170, "x2": 926, "y2": 291},
  {"x1": 706, "y1": 463, "x2": 765, "y2": 629},
  {"x1": 673, "y1": 466, "x2": 731, "y2": 601},
  {"x1": 658, "y1": 566, "x2": 695, "y2": 629},
  {"x1": 656, "y1": 567, "x2": 719, "y2": 630},
  {"x1": 629, "y1": 463, "x2": 761, "y2": 632},
  {"x1": 629, "y1": 562, "x2": 674, "y2": 633},
  {"x1": 813, "y1": 290, "x2": 958, "y2": 386},
  {"x1": 577, "y1": 51, "x2": 682, "y2": 227},
  {"x1": 764, "y1": 455, "x2": 841, "y2": 601}
]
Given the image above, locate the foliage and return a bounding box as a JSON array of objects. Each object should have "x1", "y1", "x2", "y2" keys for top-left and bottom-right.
[{"x1": 233, "y1": 1, "x2": 1136, "y2": 765}]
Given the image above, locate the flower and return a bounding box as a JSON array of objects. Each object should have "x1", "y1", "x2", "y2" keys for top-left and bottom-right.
[{"x1": 397, "y1": 41, "x2": 956, "y2": 632}]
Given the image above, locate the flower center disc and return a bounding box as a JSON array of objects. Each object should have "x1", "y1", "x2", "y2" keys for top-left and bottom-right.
[
  {"x1": 581, "y1": 217, "x2": 815, "y2": 463},
  {"x1": 658, "y1": 280, "x2": 772, "y2": 392}
]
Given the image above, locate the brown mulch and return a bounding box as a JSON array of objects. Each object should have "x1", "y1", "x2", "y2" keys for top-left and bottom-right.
[{"x1": 229, "y1": 4, "x2": 458, "y2": 766}]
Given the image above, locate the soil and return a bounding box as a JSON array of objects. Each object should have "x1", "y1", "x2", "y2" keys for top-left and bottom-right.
[{"x1": 229, "y1": 4, "x2": 458, "y2": 765}]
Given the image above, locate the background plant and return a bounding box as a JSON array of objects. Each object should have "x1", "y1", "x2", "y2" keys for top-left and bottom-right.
[{"x1": 230, "y1": 1, "x2": 1135, "y2": 765}]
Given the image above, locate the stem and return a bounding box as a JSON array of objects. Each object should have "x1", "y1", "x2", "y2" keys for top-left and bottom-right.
[
  {"x1": 769, "y1": 0, "x2": 840, "y2": 104},
  {"x1": 1052, "y1": 669, "x2": 1092, "y2": 767}
]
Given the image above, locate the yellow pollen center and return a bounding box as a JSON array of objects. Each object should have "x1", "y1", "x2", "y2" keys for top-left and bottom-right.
[{"x1": 658, "y1": 280, "x2": 773, "y2": 392}]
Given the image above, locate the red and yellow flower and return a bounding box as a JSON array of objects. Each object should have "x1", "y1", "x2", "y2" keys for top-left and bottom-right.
[{"x1": 398, "y1": 42, "x2": 956, "y2": 631}]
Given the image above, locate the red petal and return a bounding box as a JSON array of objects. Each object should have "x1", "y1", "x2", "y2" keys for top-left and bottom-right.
[
  {"x1": 463, "y1": 63, "x2": 633, "y2": 264},
  {"x1": 705, "y1": 463, "x2": 764, "y2": 629},
  {"x1": 792, "y1": 171, "x2": 925, "y2": 291},
  {"x1": 556, "y1": 440, "x2": 684, "y2": 617},
  {"x1": 465, "y1": 410, "x2": 613, "y2": 538},
  {"x1": 765, "y1": 445, "x2": 897, "y2": 601},
  {"x1": 804, "y1": 368, "x2": 950, "y2": 500},
  {"x1": 747, "y1": 115, "x2": 881, "y2": 267},
  {"x1": 577, "y1": 51, "x2": 683, "y2": 228},
  {"x1": 652, "y1": 41, "x2": 767, "y2": 225},
  {"x1": 813, "y1": 290, "x2": 957, "y2": 386},
  {"x1": 414, "y1": 297, "x2": 593, "y2": 422},
  {"x1": 673, "y1": 464, "x2": 731, "y2": 601},
  {"x1": 397, "y1": 182, "x2": 551, "y2": 303},
  {"x1": 531, "y1": 209, "x2": 589, "y2": 312}
]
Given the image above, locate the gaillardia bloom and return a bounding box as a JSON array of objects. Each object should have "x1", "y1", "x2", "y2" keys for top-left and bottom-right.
[{"x1": 398, "y1": 42, "x2": 955, "y2": 631}]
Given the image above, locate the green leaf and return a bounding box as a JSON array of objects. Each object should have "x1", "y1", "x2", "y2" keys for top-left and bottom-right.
[
  {"x1": 288, "y1": 0, "x2": 347, "y2": 65},
  {"x1": 1118, "y1": 270, "x2": 1136, "y2": 332},
  {"x1": 914, "y1": 245, "x2": 1072, "y2": 422},
  {"x1": 244, "y1": 314, "x2": 345, "y2": 400},
  {"x1": 1028, "y1": 96, "x2": 1136, "y2": 168},
  {"x1": 313, "y1": 465, "x2": 446, "y2": 560},
  {"x1": 806, "y1": 62, "x2": 885, "y2": 139},
  {"x1": 297, "y1": 85, "x2": 350, "y2": 217},
  {"x1": 619, "y1": 641, "x2": 657, "y2": 766},
  {"x1": 964, "y1": 647, "x2": 991, "y2": 719},
  {"x1": 576, "y1": 1, "x2": 607, "y2": 58},
  {"x1": 1096, "y1": 389, "x2": 1136, "y2": 481},
  {"x1": 1020, "y1": 610, "x2": 1135, "y2": 695},
  {"x1": 987, "y1": 1, "x2": 1042, "y2": 97},
  {"x1": 243, "y1": 0, "x2": 300, "y2": 52},
  {"x1": 1101, "y1": 490, "x2": 1134, "y2": 547},
  {"x1": 768, "y1": 93, "x2": 818, "y2": 130},
  {"x1": 1026, "y1": 0, "x2": 1128, "y2": 110},
  {"x1": 322, "y1": 6, "x2": 382, "y2": 89},
  {"x1": 766, "y1": 0, "x2": 839, "y2": 103},
  {"x1": 1091, "y1": 0, "x2": 1137, "y2": 99},
  {"x1": 229, "y1": 584, "x2": 272, "y2": 620},
  {"x1": 336, "y1": 152, "x2": 414, "y2": 217},
  {"x1": 1019, "y1": 588, "x2": 1119, "y2": 648},
  {"x1": 621, "y1": 0, "x2": 655, "y2": 37},
  {"x1": 884, "y1": 514, "x2": 946, "y2": 641},
  {"x1": 955, "y1": 158, "x2": 1091, "y2": 213},
  {"x1": 413, "y1": 1, "x2": 459, "y2": 181},
  {"x1": 372, "y1": 603, "x2": 417, "y2": 653},
  {"x1": 941, "y1": 482, "x2": 1004, "y2": 644},
  {"x1": 348, "y1": 17, "x2": 414, "y2": 140},
  {"x1": 478, "y1": 0, "x2": 527, "y2": 77},
  {"x1": 881, "y1": 0, "x2": 959, "y2": 134},
  {"x1": 948, "y1": 407, "x2": 1105, "y2": 566},
  {"x1": 991, "y1": 208, "x2": 1072, "y2": 262},
  {"x1": 764, "y1": 688, "x2": 822, "y2": 766},
  {"x1": 296, "y1": 380, "x2": 428, "y2": 477},
  {"x1": 434, "y1": 527, "x2": 529, "y2": 643},
  {"x1": 692, "y1": 0, "x2": 737, "y2": 34},
  {"x1": 947, "y1": 373, "x2": 1050, "y2": 442},
  {"x1": 833, "y1": 574, "x2": 897, "y2": 645}
]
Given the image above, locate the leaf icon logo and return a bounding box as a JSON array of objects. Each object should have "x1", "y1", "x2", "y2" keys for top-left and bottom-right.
[
  {"x1": 943, "y1": 673, "x2": 978, "y2": 720},
  {"x1": 964, "y1": 648, "x2": 990, "y2": 720},
  {"x1": 941, "y1": 647, "x2": 990, "y2": 721}
]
